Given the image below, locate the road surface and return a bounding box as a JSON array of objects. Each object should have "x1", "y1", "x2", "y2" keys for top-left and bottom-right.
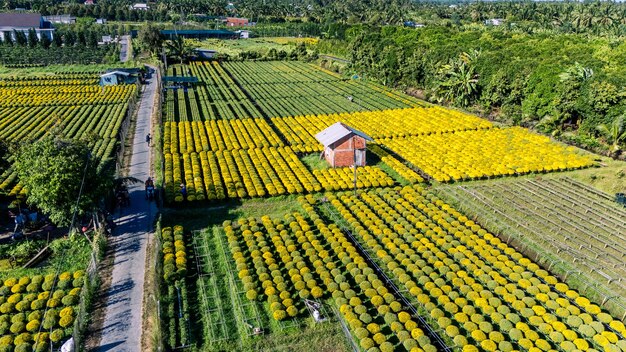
[{"x1": 89, "y1": 67, "x2": 156, "y2": 352}]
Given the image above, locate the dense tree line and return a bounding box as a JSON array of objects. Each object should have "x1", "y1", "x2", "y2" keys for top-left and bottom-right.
[
  {"x1": 411, "y1": 1, "x2": 626, "y2": 37},
  {"x1": 6, "y1": 0, "x2": 626, "y2": 36},
  {"x1": 0, "y1": 26, "x2": 119, "y2": 64},
  {"x1": 336, "y1": 25, "x2": 626, "y2": 152}
]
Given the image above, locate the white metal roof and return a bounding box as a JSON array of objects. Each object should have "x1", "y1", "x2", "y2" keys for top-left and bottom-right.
[
  {"x1": 100, "y1": 71, "x2": 131, "y2": 77},
  {"x1": 315, "y1": 122, "x2": 372, "y2": 148}
]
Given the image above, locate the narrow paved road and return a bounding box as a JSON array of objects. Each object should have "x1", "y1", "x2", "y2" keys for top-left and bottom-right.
[
  {"x1": 120, "y1": 35, "x2": 131, "y2": 63},
  {"x1": 90, "y1": 68, "x2": 157, "y2": 352}
]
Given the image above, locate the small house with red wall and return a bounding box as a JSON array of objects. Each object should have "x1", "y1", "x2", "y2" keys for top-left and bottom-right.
[
  {"x1": 226, "y1": 17, "x2": 248, "y2": 26},
  {"x1": 315, "y1": 122, "x2": 372, "y2": 168}
]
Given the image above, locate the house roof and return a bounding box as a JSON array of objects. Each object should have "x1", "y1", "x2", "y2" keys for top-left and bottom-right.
[
  {"x1": 101, "y1": 71, "x2": 131, "y2": 77},
  {"x1": 0, "y1": 13, "x2": 42, "y2": 28},
  {"x1": 315, "y1": 122, "x2": 372, "y2": 148}
]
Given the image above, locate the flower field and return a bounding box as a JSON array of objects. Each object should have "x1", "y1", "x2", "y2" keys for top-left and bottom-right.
[
  {"x1": 162, "y1": 61, "x2": 596, "y2": 203},
  {"x1": 222, "y1": 61, "x2": 420, "y2": 117},
  {"x1": 439, "y1": 177, "x2": 626, "y2": 315},
  {"x1": 380, "y1": 127, "x2": 594, "y2": 182},
  {"x1": 213, "y1": 186, "x2": 626, "y2": 351},
  {"x1": 0, "y1": 271, "x2": 84, "y2": 351},
  {"x1": 223, "y1": 208, "x2": 441, "y2": 352},
  {"x1": 165, "y1": 63, "x2": 263, "y2": 121},
  {"x1": 271, "y1": 106, "x2": 492, "y2": 152},
  {"x1": 159, "y1": 59, "x2": 625, "y2": 351},
  {"x1": 165, "y1": 61, "x2": 420, "y2": 121},
  {"x1": 160, "y1": 225, "x2": 191, "y2": 349},
  {"x1": 0, "y1": 72, "x2": 137, "y2": 196},
  {"x1": 163, "y1": 120, "x2": 283, "y2": 153},
  {"x1": 322, "y1": 186, "x2": 626, "y2": 350},
  {"x1": 163, "y1": 146, "x2": 395, "y2": 202}
]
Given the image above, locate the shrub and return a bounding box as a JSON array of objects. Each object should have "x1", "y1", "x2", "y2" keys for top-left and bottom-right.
[
  {"x1": 14, "y1": 344, "x2": 31, "y2": 352},
  {"x1": 34, "y1": 342, "x2": 48, "y2": 352},
  {"x1": 49, "y1": 329, "x2": 64, "y2": 343},
  {"x1": 0, "y1": 335, "x2": 11, "y2": 346},
  {"x1": 46, "y1": 299, "x2": 60, "y2": 308},
  {"x1": 398, "y1": 311, "x2": 411, "y2": 323},
  {"x1": 59, "y1": 307, "x2": 74, "y2": 318},
  {"x1": 61, "y1": 295, "x2": 78, "y2": 307},
  {"x1": 403, "y1": 339, "x2": 418, "y2": 351},
  {"x1": 56, "y1": 279, "x2": 73, "y2": 291},
  {"x1": 10, "y1": 322, "x2": 25, "y2": 334},
  {"x1": 359, "y1": 313, "x2": 372, "y2": 324},
  {"x1": 42, "y1": 316, "x2": 57, "y2": 330},
  {"x1": 272, "y1": 310, "x2": 287, "y2": 321},
  {"x1": 246, "y1": 290, "x2": 257, "y2": 301},
  {"x1": 25, "y1": 320, "x2": 39, "y2": 333},
  {"x1": 379, "y1": 342, "x2": 394, "y2": 352},
  {"x1": 0, "y1": 321, "x2": 9, "y2": 335},
  {"x1": 359, "y1": 338, "x2": 374, "y2": 350},
  {"x1": 286, "y1": 306, "x2": 298, "y2": 317},
  {"x1": 72, "y1": 278, "x2": 84, "y2": 288},
  {"x1": 59, "y1": 316, "x2": 74, "y2": 328},
  {"x1": 355, "y1": 327, "x2": 369, "y2": 340},
  {"x1": 15, "y1": 302, "x2": 29, "y2": 313}
]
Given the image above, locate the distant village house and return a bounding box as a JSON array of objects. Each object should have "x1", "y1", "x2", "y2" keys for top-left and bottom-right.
[
  {"x1": 226, "y1": 17, "x2": 249, "y2": 26},
  {"x1": 131, "y1": 3, "x2": 149, "y2": 10},
  {"x1": 43, "y1": 14, "x2": 76, "y2": 24},
  {"x1": 485, "y1": 18, "x2": 505, "y2": 26},
  {"x1": 0, "y1": 13, "x2": 54, "y2": 41}
]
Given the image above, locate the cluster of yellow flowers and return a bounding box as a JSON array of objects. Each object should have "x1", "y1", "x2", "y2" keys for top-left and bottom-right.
[
  {"x1": 164, "y1": 147, "x2": 322, "y2": 202},
  {"x1": 271, "y1": 106, "x2": 492, "y2": 151},
  {"x1": 327, "y1": 186, "x2": 625, "y2": 351},
  {"x1": 0, "y1": 84, "x2": 135, "y2": 107},
  {"x1": 312, "y1": 166, "x2": 394, "y2": 191},
  {"x1": 224, "y1": 208, "x2": 438, "y2": 352},
  {"x1": 381, "y1": 127, "x2": 594, "y2": 182},
  {"x1": 163, "y1": 120, "x2": 283, "y2": 154},
  {"x1": 164, "y1": 146, "x2": 395, "y2": 202},
  {"x1": 368, "y1": 144, "x2": 424, "y2": 184},
  {"x1": 0, "y1": 75, "x2": 136, "y2": 196},
  {"x1": 0, "y1": 272, "x2": 84, "y2": 351}
]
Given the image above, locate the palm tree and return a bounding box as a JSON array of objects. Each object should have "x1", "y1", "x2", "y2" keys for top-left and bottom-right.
[
  {"x1": 164, "y1": 36, "x2": 194, "y2": 64},
  {"x1": 596, "y1": 116, "x2": 626, "y2": 157},
  {"x1": 596, "y1": 4, "x2": 616, "y2": 28}
]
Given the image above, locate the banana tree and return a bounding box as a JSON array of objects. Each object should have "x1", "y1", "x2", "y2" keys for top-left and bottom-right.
[{"x1": 596, "y1": 116, "x2": 626, "y2": 157}]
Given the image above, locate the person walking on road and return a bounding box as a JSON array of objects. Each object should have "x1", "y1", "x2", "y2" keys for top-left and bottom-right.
[{"x1": 146, "y1": 133, "x2": 151, "y2": 146}]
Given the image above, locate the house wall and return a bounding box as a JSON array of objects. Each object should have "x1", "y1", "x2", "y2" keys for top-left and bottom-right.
[
  {"x1": 0, "y1": 28, "x2": 54, "y2": 41},
  {"x1": 324, "y1": 135, "x2": 367, "y2": 167}
]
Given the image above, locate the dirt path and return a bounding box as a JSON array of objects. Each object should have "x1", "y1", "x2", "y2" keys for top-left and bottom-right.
[{"x1": 86, "y1": 67, "x2": 157, "y2": 352}]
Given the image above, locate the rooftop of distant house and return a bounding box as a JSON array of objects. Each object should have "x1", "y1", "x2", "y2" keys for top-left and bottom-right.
[{"x1": 0, "y1": 13, "x2": 43, "y2": 27}]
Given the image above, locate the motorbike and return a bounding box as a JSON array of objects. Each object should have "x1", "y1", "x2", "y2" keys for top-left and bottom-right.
[{"x1": 146, "y1": 186, "x2": 155, "y2": 201}]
